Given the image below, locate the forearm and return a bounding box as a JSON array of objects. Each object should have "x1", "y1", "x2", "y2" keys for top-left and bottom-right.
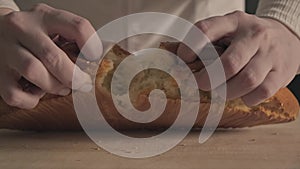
[
  {"x1": 256, "y1": 0, "x2": 300, "y2": 39},
  {"x1": 0, "y1": 0, "x2": 19, "y2": 15}
]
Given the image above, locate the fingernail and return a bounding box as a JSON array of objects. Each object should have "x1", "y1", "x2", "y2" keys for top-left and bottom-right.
[
  {"x1": 59, "y1": 88, "x2": 71, "y2": 96},
  {"x1": 72, "y1": 65, "x2": 93, "y2": 90}
]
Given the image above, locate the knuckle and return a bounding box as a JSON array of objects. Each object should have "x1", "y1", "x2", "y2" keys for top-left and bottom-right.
[
  {"x1": 253, "y1": 24, "x2": 267, "y2": 34},
  {"x1": 4, "y1": 11, "x2": 19, "y2": 23},
  {"x1": 252, "y1": 25, "x2": 269, "y2": 40},
  {"x1": 32, "y1": 3, "x2": 52, "y2": 13},
  {"x1": 2, "y1": 91, "x2": 21, "y2": 107},
  {"x1": 196, "y1": 20, "x2": 209, "y2": 35},
  {"x1": 224, "y1": 55, "x2": 241, "y2": 76},
  {"x1": 232, "y1": 10, "x2": 245, "y2": 18},
  {"x1": 72, "y1": 16, "x2": 91, "y2": 34},
  {"x1": 4, "y1": 12, "x2": 25, "y2": 31},
  {"x1": 20, "y1": 58, "x2": 39, "y2": 81},
  {"x1": 258, "y1": 85, "x2": 274, "y2": 99},
  {"x1": 40, "y1": 48, "x2": 61, "y2": 68},
  {"x1": 242, "y1": 70, "x2": 258, "y2": 88}
]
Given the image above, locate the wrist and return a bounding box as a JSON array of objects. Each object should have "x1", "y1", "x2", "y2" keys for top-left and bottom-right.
[
  {"x1": 261, "y1": 18, "x2": 300, "y2": 75},
  {"x1": 0, "y1": 8, "x2": 14, "y2": 16}
]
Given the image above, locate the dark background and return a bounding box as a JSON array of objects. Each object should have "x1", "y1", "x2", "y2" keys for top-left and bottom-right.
[{"x1": 246, "y1": 0, "x2": 300, "y2": 101}]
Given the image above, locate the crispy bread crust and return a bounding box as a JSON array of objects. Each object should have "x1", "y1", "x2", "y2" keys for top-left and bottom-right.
[
  {"x1": 0, "y1": 42, "x2": 298, "y2": 130},
  {"x1": 95, "y1": 42, "x2": 299, "y2": 129}
]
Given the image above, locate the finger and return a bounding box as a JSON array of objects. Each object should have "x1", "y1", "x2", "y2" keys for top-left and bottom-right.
[
  {"x1": 10, "y1": 46, "x2": 71, "y2": 96},
  {"x1": 188, "y1": 60, "x2": 204, "y2": 72},
  {"x1": 194, "y1": 14, "x2": 239, "y2": 43},
  {"x1": 59, "y1": 42, "x2": 80, "y2": 63},
  {"x1": 0, "y1": 73, "x2": 40, "y2": 109},
  {"x1": 17, "y1": 30, "x2": 92, "y2": 91},
  {"x1": 186, "y1": 45, "x2": 226, "y2": 72},
  {"x1": 225, "y1": 51, "x2": 272, "y2": 99},
  {"x1": 178, "y1": 13, "x2": 238, "y2": 63},
  {"x1": 177, "y1": 43, "x2": 199, "y2": 63},
  {"x1": 195, "y1": 33, "x2": 260, "y2": 91},
  {"x1": 34, "y1": 4, "x2": 102, "y2": 60},
  {"x1": 241, "y1": 71, "x2": 283, "y2": 106}
]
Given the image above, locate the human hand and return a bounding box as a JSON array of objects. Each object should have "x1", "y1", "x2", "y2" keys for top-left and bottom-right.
[
  {"x1": 0, "y1": 3, "x2": 103, "y2": 109},
  {"x1": 178, "y1": 11, "x2": 300, "y2": 106}
]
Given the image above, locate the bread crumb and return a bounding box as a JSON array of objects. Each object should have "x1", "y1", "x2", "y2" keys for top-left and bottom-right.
[
  {"x1": 92, "y1": 147, "x2": 101, "y2": 151},
  {"x1": 248, "y1": 139, "x2": 256, "y2": 142}
]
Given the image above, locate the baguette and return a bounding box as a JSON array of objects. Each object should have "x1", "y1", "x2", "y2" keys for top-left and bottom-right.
[{"x1": 0, "y1": 42, "x2": 298, "y2": 130}]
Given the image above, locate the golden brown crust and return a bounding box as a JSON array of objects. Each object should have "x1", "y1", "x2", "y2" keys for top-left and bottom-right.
[
  {"x1": 273, "y1": 87, "x2": 299, "y2": 119},
  {"x1": 0, "y1": 95, "x2": 80, "y2": 130},
  {"x1": 0, "y1": 42, "x2": 298, "y2": 131},
  {"x1": 95, "y1": 42, "x2": 299, "y2": 129},
  {"x1": 159, "y1": 42, "x2": 299, "y2": 128}
]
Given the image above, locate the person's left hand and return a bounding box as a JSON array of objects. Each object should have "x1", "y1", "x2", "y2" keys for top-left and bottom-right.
[{"x1": 178, "y1": 11, "x2": 300, "y2": 106}]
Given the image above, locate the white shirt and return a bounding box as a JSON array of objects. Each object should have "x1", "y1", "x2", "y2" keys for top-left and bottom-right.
[{"x1": 5, "y1": 0, "x2": 245, "y2": 50}]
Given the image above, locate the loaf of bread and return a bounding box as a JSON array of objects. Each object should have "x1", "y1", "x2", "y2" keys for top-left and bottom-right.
[{"x1": 0, "y1": 42, "x2": 298, "y2": 131}]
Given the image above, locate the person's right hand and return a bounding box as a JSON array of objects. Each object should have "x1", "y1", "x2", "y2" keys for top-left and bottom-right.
[{"x1": 0, "y1": 3, "x2": 103, "y2": 109}]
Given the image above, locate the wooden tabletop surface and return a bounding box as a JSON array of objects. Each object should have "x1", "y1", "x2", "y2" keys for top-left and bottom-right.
[{"x1": 0, "y1": 118, "x2": 299, "y2": 169}]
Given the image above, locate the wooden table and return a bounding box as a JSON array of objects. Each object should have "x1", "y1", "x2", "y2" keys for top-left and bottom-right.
[{"x1": 0, "y1": 119, "x2": 299, "y2": 169}]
